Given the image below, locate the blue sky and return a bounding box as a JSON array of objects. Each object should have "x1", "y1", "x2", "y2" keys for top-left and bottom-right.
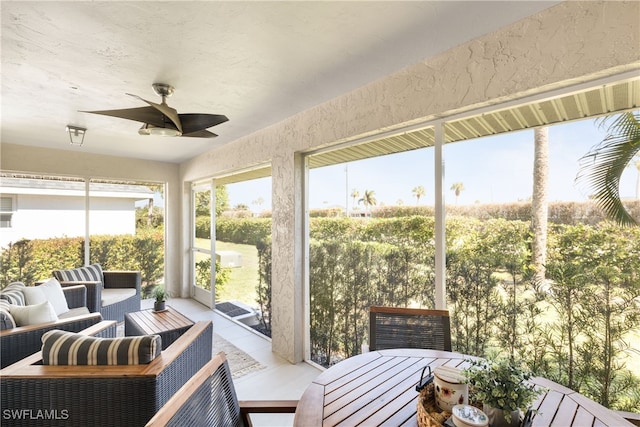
[{"x1": 227, "y1": 117, "x2": 638, "y2": 212}]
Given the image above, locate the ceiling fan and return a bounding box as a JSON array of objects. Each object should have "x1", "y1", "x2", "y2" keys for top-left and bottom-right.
[{"x1": 82, "y1": 83, "x2": 228, "y2": 138}]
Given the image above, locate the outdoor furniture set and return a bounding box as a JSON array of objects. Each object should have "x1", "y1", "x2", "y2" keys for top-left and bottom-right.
[{"x1": 0, "y1": 264, "x2": 140, "y2": 368}]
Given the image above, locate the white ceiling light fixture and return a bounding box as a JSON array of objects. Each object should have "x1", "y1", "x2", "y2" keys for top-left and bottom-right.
[
  {"x1": 138, "y1": 123, "x2": 182, "y2": 137},
  {"x1": 66, "y1": 125, "x2": 86, "y2": 146}
]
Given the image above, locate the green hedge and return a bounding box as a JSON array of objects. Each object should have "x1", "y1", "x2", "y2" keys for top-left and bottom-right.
[
  {"x1": 254, "y1": 215, "x2": 640, "y2": 410},
  {"x1": 1, "y1": 232, "x2": 164, "y2": 288}
]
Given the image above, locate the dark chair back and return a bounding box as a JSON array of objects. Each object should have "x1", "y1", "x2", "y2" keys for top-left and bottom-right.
[
  {"x1": 146, "y1": 352, "x2": 242, "y2": 427},
  {"x1": 369, "y1": 306, "x2": 452, "y2": 351}
]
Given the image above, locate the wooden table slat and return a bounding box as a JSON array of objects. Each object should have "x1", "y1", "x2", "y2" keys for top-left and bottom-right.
[
  {"x1": 550, "y1": 395, "x2": 579, "y2": 426},
  {"x1": 532, "y1": 390, "x2": 565, "y2": 426},
  {"x1": 325, "y1": 355, "x2": 401, "y2": 397},
  {"x1": 572, "y1": 406, "x2": 596, "y2": 427},
  {"x1": 315, "y1": 351, "x2": 383, "y2": 386},
  {"x1": 324, "y1": 356, "x2": 424, "y2": 421}
]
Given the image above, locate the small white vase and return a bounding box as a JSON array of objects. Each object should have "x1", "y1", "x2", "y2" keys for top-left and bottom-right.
[{"x1": 482, "y1": 404, "x2": 520, "y2": 427}]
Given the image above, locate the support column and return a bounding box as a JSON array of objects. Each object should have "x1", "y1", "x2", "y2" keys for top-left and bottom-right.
[
  {"x1": 434, "y1": 122, "x2": 447, "y2": 310},
  {"x1": 270, "y1": 151, "x2": 304, "y2": 363}
]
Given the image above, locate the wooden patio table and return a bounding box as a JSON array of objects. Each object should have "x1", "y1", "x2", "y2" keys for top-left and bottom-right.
[{"x1": 294, "y1": 348, "x2": 634, "y2": 427}]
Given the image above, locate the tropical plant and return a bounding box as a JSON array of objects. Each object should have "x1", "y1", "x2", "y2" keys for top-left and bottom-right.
[
  {"x1": 450, "y1": 182, "x2": 465, "y2": 204},
  {"x1": 576, "y1": 112, "x2": 640, "y2": 226},
  {"x1": 152, "y1": 285, "x2": 166, "y2": 302},
  {"x1": 531, "y1": 126, "x2": 549, "y2": 283},
  {"x1": 358, "y1": 190, "x2": 377, "y2": 213},
  {"x1": 412, "y1": 185, "x2": 425, "y2": 205},
  {"x1": 463, "y1": 357, "x2": 542, "y2": 416}
]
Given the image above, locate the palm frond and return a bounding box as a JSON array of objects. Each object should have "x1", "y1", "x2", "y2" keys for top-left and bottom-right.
[{"x1": 576, "y1": 112, "x2": 640, "y2": 226}]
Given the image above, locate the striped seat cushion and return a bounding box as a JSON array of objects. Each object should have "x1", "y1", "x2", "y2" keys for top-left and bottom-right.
[
  {"x1": 52, "y1": 263, "x2": 104, "y2": 285},
  {"x1": 42, "y1": 329, "x2": 161, "y2": 365},
  {"x1": 0, "y1": 299, "x2": 17, "y2": 330},
  {"x1": 0, "y1": 282, "x2": 26, "y2": 306}
]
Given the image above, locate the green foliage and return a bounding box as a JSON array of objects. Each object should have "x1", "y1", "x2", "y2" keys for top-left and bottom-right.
[
  {"x1": 260, "y1": 215, "x2": 639, "y2": 410},
  {"x1": 0, "y1": 234, "x2": 164, "y2": 288},
  {"x1": 194, "y1": 257, "x2": 231, "y2": 294},
  {"x1": 256, "y1": 239, "x2": 272, "y2": 336},
  {"x1": 152, "y1": 285, "x2": 166, "y2": 302},
  {"x1": 135, "y1": 205, "x2": 164, "y2": 229},
  {"x1": 464, "y1": 357, "x2": 542, "y2": 413},
  {"x1": 214, "y1": 217, "x2": 271, "y2": 244}
]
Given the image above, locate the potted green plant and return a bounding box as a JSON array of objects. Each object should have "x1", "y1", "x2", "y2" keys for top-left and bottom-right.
[
  {"x1": 463, "y1": 357, "x2": 542, "y2": 427},
  {"x1": 152, "y1": 285, "x2": 167, "y2": 312}
]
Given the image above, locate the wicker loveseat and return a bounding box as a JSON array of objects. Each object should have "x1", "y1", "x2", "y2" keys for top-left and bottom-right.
[
  {"x1": 52, "y1": 263, "x2": 141, "y2": 322},
  {"x1": 0, "y1": 281, "x2": 104, "y2": 368},
  {"x1": 0, "y1": 320, "x2": 213, "y2": 427}
]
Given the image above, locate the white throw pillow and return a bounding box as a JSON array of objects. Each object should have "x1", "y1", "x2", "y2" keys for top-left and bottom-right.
[
  {"x1": 22, "y1": 286, "x2": 47, "y2": 305},
  {"x1": 37, "y1": 278, "x2": 70, "y2": 316},
  {"x1": 10, "y1": 301, "x2": 58, "y2": 326}
]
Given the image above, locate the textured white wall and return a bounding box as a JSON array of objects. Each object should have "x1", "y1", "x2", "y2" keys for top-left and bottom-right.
[{"x1": 181, "y1": 1, "x2": 640, "y2": 363}]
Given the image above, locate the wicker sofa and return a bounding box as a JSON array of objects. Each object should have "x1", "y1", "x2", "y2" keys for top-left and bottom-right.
[
  {"x1": 0, "y1": 320, "x2": 213, "y2": 427},
  {"x1": 0, "y1": 282, "x2": 105, "y2": 368},
  {"x1": 52, "y1": 264, "x2": 141, "y2": 322}
]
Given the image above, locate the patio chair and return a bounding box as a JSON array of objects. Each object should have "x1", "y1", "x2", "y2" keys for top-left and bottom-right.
[
  {"x1": 53, "y1": 263, "x2": 141, "y2": 322},
  {"x1": 369, "y1": 306, "x2": 452, "y2": 351},
  {"x1": 145, "y1": 352, "x2": 298, "y2": 427}
]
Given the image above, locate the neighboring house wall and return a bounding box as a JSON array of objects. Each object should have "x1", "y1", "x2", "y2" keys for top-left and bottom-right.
[{"x1": 0, "y1": 194, "x2": 140, "y2": 249}]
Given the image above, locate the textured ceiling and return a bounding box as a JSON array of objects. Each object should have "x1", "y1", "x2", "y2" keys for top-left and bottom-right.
[{"x1": 1, "y1": 1, "x2": 559, "y2": 163}]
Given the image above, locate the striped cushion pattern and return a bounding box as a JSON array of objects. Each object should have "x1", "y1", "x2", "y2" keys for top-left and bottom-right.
[
  {"x1": 0, "y1": 299, "x2": 17, "y2": 330},
  {"x1": 42, "y1": 329, "x2": 161, "y2": 365},
  {"x1": 0, "y1": 282, "x2": 26, "y2": 306},
  {"x1": 53, "y1": 263, "x2": 103, "y2": 284}
]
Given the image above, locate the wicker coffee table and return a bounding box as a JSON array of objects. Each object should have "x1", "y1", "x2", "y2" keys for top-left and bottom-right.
[{"x1": 124, "y1": 306, "x2": 195, "y2": 350}]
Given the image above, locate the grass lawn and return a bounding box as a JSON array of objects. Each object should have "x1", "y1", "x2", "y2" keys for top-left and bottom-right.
[{"x1": 195, "y1": 239, "x2": 260, "y2": 307}]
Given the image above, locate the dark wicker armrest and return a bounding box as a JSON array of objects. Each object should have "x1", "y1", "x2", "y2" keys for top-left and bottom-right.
[
  {"x1": 62, "y1": 284, "x2": 87, "y2": 309},
  {"x1": 60, "y1": 280, "x2": 101, "y2": 313},
  {"x1": 103, "y1": 271, "x2": 141, "y2": 294}
]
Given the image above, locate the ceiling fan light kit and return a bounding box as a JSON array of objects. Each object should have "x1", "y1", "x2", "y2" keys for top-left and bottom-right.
[
  {"x1": 82, "y1": 83, "x2": 228, "y2": 138},
  {"x1": 138, "y1": 123, "x2": 182, "y2": 137}
]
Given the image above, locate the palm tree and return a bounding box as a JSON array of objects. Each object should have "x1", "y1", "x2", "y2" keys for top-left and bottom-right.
[
  {"x1": 358, "y1": 190, "x2": 377, "y2": 214},
  {"x1": 450, "y1": 182, "x2": 465, "y2": 204},
  {"x1": 412, "y1": 185, "x2": 425, "y2": 205},
  {"x1": 350, "y1": 189, "x2": 360, "y2": 208},
  {"x1": 576, "y1": 112, "x2": 640, "y2": 226},
  {"x1": 531, "y1": 127, "x2": 549, "y2": 283}
]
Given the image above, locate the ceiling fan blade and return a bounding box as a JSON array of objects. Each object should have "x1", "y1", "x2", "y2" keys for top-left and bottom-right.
[
  {"x1": 126, "y1": 94, "x2": 182, "y2": 133},
  {"x1": 179, "y1": 113, "x2": 229, "y2": 134},
  {"x1": 81, "y1": 106, "x2": 168, "y2": 128},
  {"x1": 182, "y1": 129, "x2": 218, "y2": 138}
]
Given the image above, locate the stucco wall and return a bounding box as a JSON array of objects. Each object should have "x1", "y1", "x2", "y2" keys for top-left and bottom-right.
[{"x1": 180, "y1": 1, "x2": 640, "y2": 363}]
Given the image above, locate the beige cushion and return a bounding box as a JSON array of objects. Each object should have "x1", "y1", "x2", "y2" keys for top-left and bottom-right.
[
  {"x1": 22, "y1": 286, "x2": 47, "y2": 305},
  {"x1": 101, "y1": 288, "x2": 136, "y2": 307},
  {"x1": 10, "y1": 301, "x2": 58, "y2": 326},
  {"x1": 58, "y1": 307, "x2": 91, "y2": 319},
  {"x1": 37, "y1": 278, "x2": 70, "y2": 316}
]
